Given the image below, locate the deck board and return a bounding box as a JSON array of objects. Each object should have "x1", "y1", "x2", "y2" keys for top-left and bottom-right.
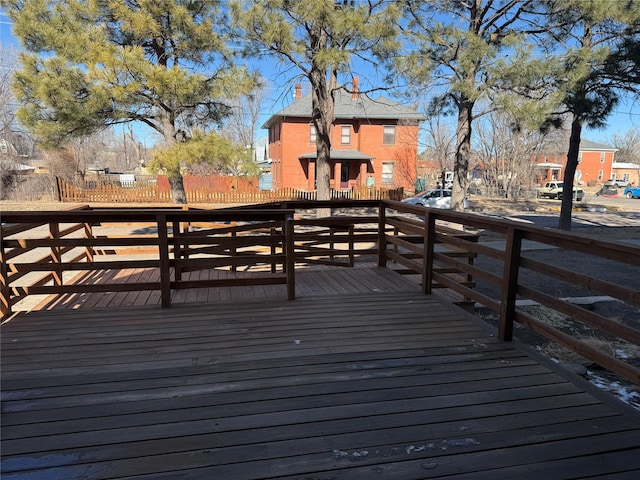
[{"x1": 2, "y1": 283, "x2": 640, "y2": 479}]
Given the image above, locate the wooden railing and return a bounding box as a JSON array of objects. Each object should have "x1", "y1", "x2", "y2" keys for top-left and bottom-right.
[
  {"x1": 1, "y1": 208, "x2": 296, "y2": 314},
  {"x1": 2, "y1": 201, "x2": 639, "y2": 385},
  {"x1": 379, "y1": 200, "x2": 640, "y2": 385}
]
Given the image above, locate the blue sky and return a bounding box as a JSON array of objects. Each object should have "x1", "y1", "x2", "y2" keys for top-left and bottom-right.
[{"x1": 2, "y1": 9, "x2": 639, "y2": 147}]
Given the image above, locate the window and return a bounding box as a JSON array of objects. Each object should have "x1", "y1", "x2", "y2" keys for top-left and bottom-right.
[
  {"x1": 310, "y1": 124, "x2": 316, "y2": 144},
  {"x1": 383, "y1": 125, "x2": 396, "y2": 145},
  {"x1": 623, "y1": 173, "x2": 630, "y2": 182},
  {"x1": 341, "y1": 125, "x2": 351, "y2": 144},
  {"x1": 382, "y1": 162, "x2": 394, "y2": 184},
  {"x1": 577, "y1": 152, "x2": 582, "y2": 163},
  {"x1": 600, "y1": 152, "x2": 605, "y2": 163},
  {"x1": 598, "y1": 169, "x2": 604, "y2": 181}
]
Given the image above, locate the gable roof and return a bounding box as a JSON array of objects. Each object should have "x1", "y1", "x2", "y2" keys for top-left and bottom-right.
[
  {"x1": 262, "y1": 88, "x2": 426, "y2": 128},
  {"x1": 580, "y1": 139, "x2": 617, "y2": 151}
]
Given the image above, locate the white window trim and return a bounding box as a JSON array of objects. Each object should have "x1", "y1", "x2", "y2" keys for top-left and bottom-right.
[
  {"x1": 341, "y1": 125, "x2": 351, "y2": 145},
  {"x1": 383, "y1": 125, "x2": 396, "y2": 145}
]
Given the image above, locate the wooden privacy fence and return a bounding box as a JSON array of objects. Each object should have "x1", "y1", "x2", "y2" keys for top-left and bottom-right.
[
  {"x1": 2, "y1": 200, "x2": 639, "y2": 385},
  {"x1": 55, "y1": 177, "x2": 404, "y2": 203}
]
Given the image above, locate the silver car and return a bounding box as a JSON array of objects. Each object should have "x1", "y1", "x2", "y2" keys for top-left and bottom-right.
[{"x1": 402, "y1": 189, "x2": 453, "y2": 208}]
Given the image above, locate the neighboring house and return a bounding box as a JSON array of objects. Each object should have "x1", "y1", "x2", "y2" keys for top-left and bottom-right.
[
  {"x1": 534, "y1": 139, "x2": 618, "y2": 185},
  {"x1": 262, "y1": 81, "x2": 425, "y2": 191},
  {"x1": 610, "y1": 162, "x2": 640, "y2": 186}
]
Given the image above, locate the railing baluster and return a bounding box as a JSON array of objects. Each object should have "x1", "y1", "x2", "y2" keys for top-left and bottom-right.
[
  {"x1": 157, "y1": 215, "x2": 172, "y2": 308},
  {"x1": 49, "y1": 222, "x2": 63, "y2": 287},
  {"x1": 0, "y1": 227, "x2": 10, "y2": 316},
  {"x1": 422, "y1": 212, "x2": 436, "y2": 295},
  {"x1": 377, "y1": 202, "x2": 387, "y2": 268},
  {"x1": 285, "y1": 215, "x2": 295, "y2": 300}
]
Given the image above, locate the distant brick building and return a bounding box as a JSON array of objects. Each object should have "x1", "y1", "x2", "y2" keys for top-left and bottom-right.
[
  {"x1": 262, "y1": 82, "x2": 425, "y2": 191},
  {"x1": 534, "y1": 139, "x2": 618, "y2": 185}
]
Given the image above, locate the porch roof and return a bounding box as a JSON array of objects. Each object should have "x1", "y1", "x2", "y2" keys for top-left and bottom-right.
[
  {"x1": 535, "y1": 162, "x2": 563, "y2": 169},
  {"x1": 299, "y1": 149, "x2": 374, "y2": 161}
]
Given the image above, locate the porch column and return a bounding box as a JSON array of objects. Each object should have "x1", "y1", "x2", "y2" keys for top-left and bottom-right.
[
  {"x1": 360, "y1": 162, "x2": 367, "y2": 186},
  {"x1": 308, "y1": 160, "x2": 315, "y2": 191},
  {"x1": 333, "y1": 161, "x2": 341, "y2": 190}
]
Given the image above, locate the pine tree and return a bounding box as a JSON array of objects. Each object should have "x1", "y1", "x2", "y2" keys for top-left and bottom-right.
[
  {"x1": 4, "y1": 0, "x2": 256, "y2": 203},
  {"x1": 543, "y1": 0, "x2": 640, "y2": 230},
  {"x1": 400, "y1": 0, "x2": 558, "y2": 211},
  {"x1": 231, "y1": 0, "x2": 401, "y2": 202}
]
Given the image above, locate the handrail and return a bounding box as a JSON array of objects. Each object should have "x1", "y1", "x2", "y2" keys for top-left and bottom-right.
[
  {"x1": 1, "y1": 208, "x2": 296, "y2": 315},
  {"x1": 3, "y1": 202, "x2": 639, "y2": 385},
  {"x1": 381, "y1": 200, "x2": 640, "y2": 385}
]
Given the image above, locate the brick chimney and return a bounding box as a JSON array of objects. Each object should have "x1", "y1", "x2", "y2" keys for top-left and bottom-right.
[
  {"x1": 294, "y1": 83, "x2": 302, "y2": 101},
  {"x1": 352, "y1": 77, "x2": 359, "y2": 99}
]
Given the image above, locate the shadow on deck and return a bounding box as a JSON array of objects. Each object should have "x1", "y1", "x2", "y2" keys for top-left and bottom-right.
[{"x1": 2, "y1": 270, "x2": 640, "y2": 479}]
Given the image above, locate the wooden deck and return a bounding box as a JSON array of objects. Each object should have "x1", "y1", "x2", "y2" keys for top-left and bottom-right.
[
  {"x1": 2, "y1": 269, "x2": 640, "y2": 479},
  {"x1": 27, "y1": 264, "x2": 418, "y2": 311}
]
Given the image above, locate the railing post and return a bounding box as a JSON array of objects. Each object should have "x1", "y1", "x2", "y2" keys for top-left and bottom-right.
[
  {"x1": 348, "y1": 224, "x2": 355, "y2": 268},
  {"x1": 49, "y1": 222, "x2": 63, "y2": 286},
  {"x1": 499, "y1": 226, "x2": 522, "y2": 341},
  {"x1": 157, "y1": 215, "x2": 172, "y2": 308},
  {"x1": 230, "y1": 229, "x2": 237, "y2": 272},
  {"x1": 377, "y1": 202, "x2": 387, "y2": 267},
  {"x1": 422, "y1": 212, "x2": 436, "y2": 295},
  {"x1": 270, "y1": 226, "x2": 277, "y2": 273},
  {"x1": 285, "y1": 215, "x2": 296, "y2": 300},
  {"x1": 172, "y1": 219, "x2": 184, "y2": 281},
  {"x1": 0, "y1": 227, "x2": 11, "y2": 317},
  {"x1": 84, "y1": 222, "x2": 94, "y2": 263}
]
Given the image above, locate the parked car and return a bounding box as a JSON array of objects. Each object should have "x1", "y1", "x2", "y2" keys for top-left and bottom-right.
[
  {"x1": 623, "y1": 185, "x2": 640, "y2": 199},
  {"x1": 402, "y1": 189, "x2": 452, "y2": 208},
  {"x1": 402, "y1": 189, "x2": 470, "y2": 209},
  {"x1": 538, "y1": 181, "x2": 584, "y2": 201},
  {"x1": 607, "y1": 179, "x2": 632, "y2": 189}
]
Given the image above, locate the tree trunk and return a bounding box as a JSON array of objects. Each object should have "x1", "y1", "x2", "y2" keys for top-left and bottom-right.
[
  {"x1": 168, "y1": 175, "x2": 187, "y2": 204},
  {"x1": 162, "y1": 112, "x2": 188, "y2": 204},
  {"x1": 309, "y1": 20, "x2": 335, "y2": 210},
  {"x1": 558, "y1": 116, "x2": 582, "y2": 230},
  {"x1": 453, "y1": 97, "x2": 473, "y2": 210}
]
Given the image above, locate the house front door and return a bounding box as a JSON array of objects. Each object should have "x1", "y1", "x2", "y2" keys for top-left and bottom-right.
[{"x1": 340, "y1": 163, "x2": 349, "y2": 189}]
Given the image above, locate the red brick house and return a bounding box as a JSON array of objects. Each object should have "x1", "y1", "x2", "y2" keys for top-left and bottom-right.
[
  {"x1": 262, "y1": 83, "x2": 425, "y2": 191},
  {"x1": 534, "y1": 139, "x2": 618, "y2": 185}
]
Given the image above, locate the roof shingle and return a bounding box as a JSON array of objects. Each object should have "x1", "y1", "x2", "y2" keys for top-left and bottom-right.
[{"x1": 262, "y1": 88, "x2": 425, "y2": 128}]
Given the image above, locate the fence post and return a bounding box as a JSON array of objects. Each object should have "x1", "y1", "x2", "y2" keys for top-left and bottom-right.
[
  {"x1": 499, "y1": 226, "x2": 522, "y2": 341},
  {"x1": 285, "y1": 215, "x2": 296, "y2": 300},
  {"x1": 157, "y1": 215, "x2": 172, "y2": 308},
  {"x1": 377, "y1": 201, "x2": 387, "y2": 267},
  {"x1": 422, "y1": 212, "x2": 436, "y2": 295},
  {"x1": 0, "y1": 227, "x2": 11, "y2": 316},
  {"x1": 49, "y1": 222, "x2": 63, "y2": 286}
]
